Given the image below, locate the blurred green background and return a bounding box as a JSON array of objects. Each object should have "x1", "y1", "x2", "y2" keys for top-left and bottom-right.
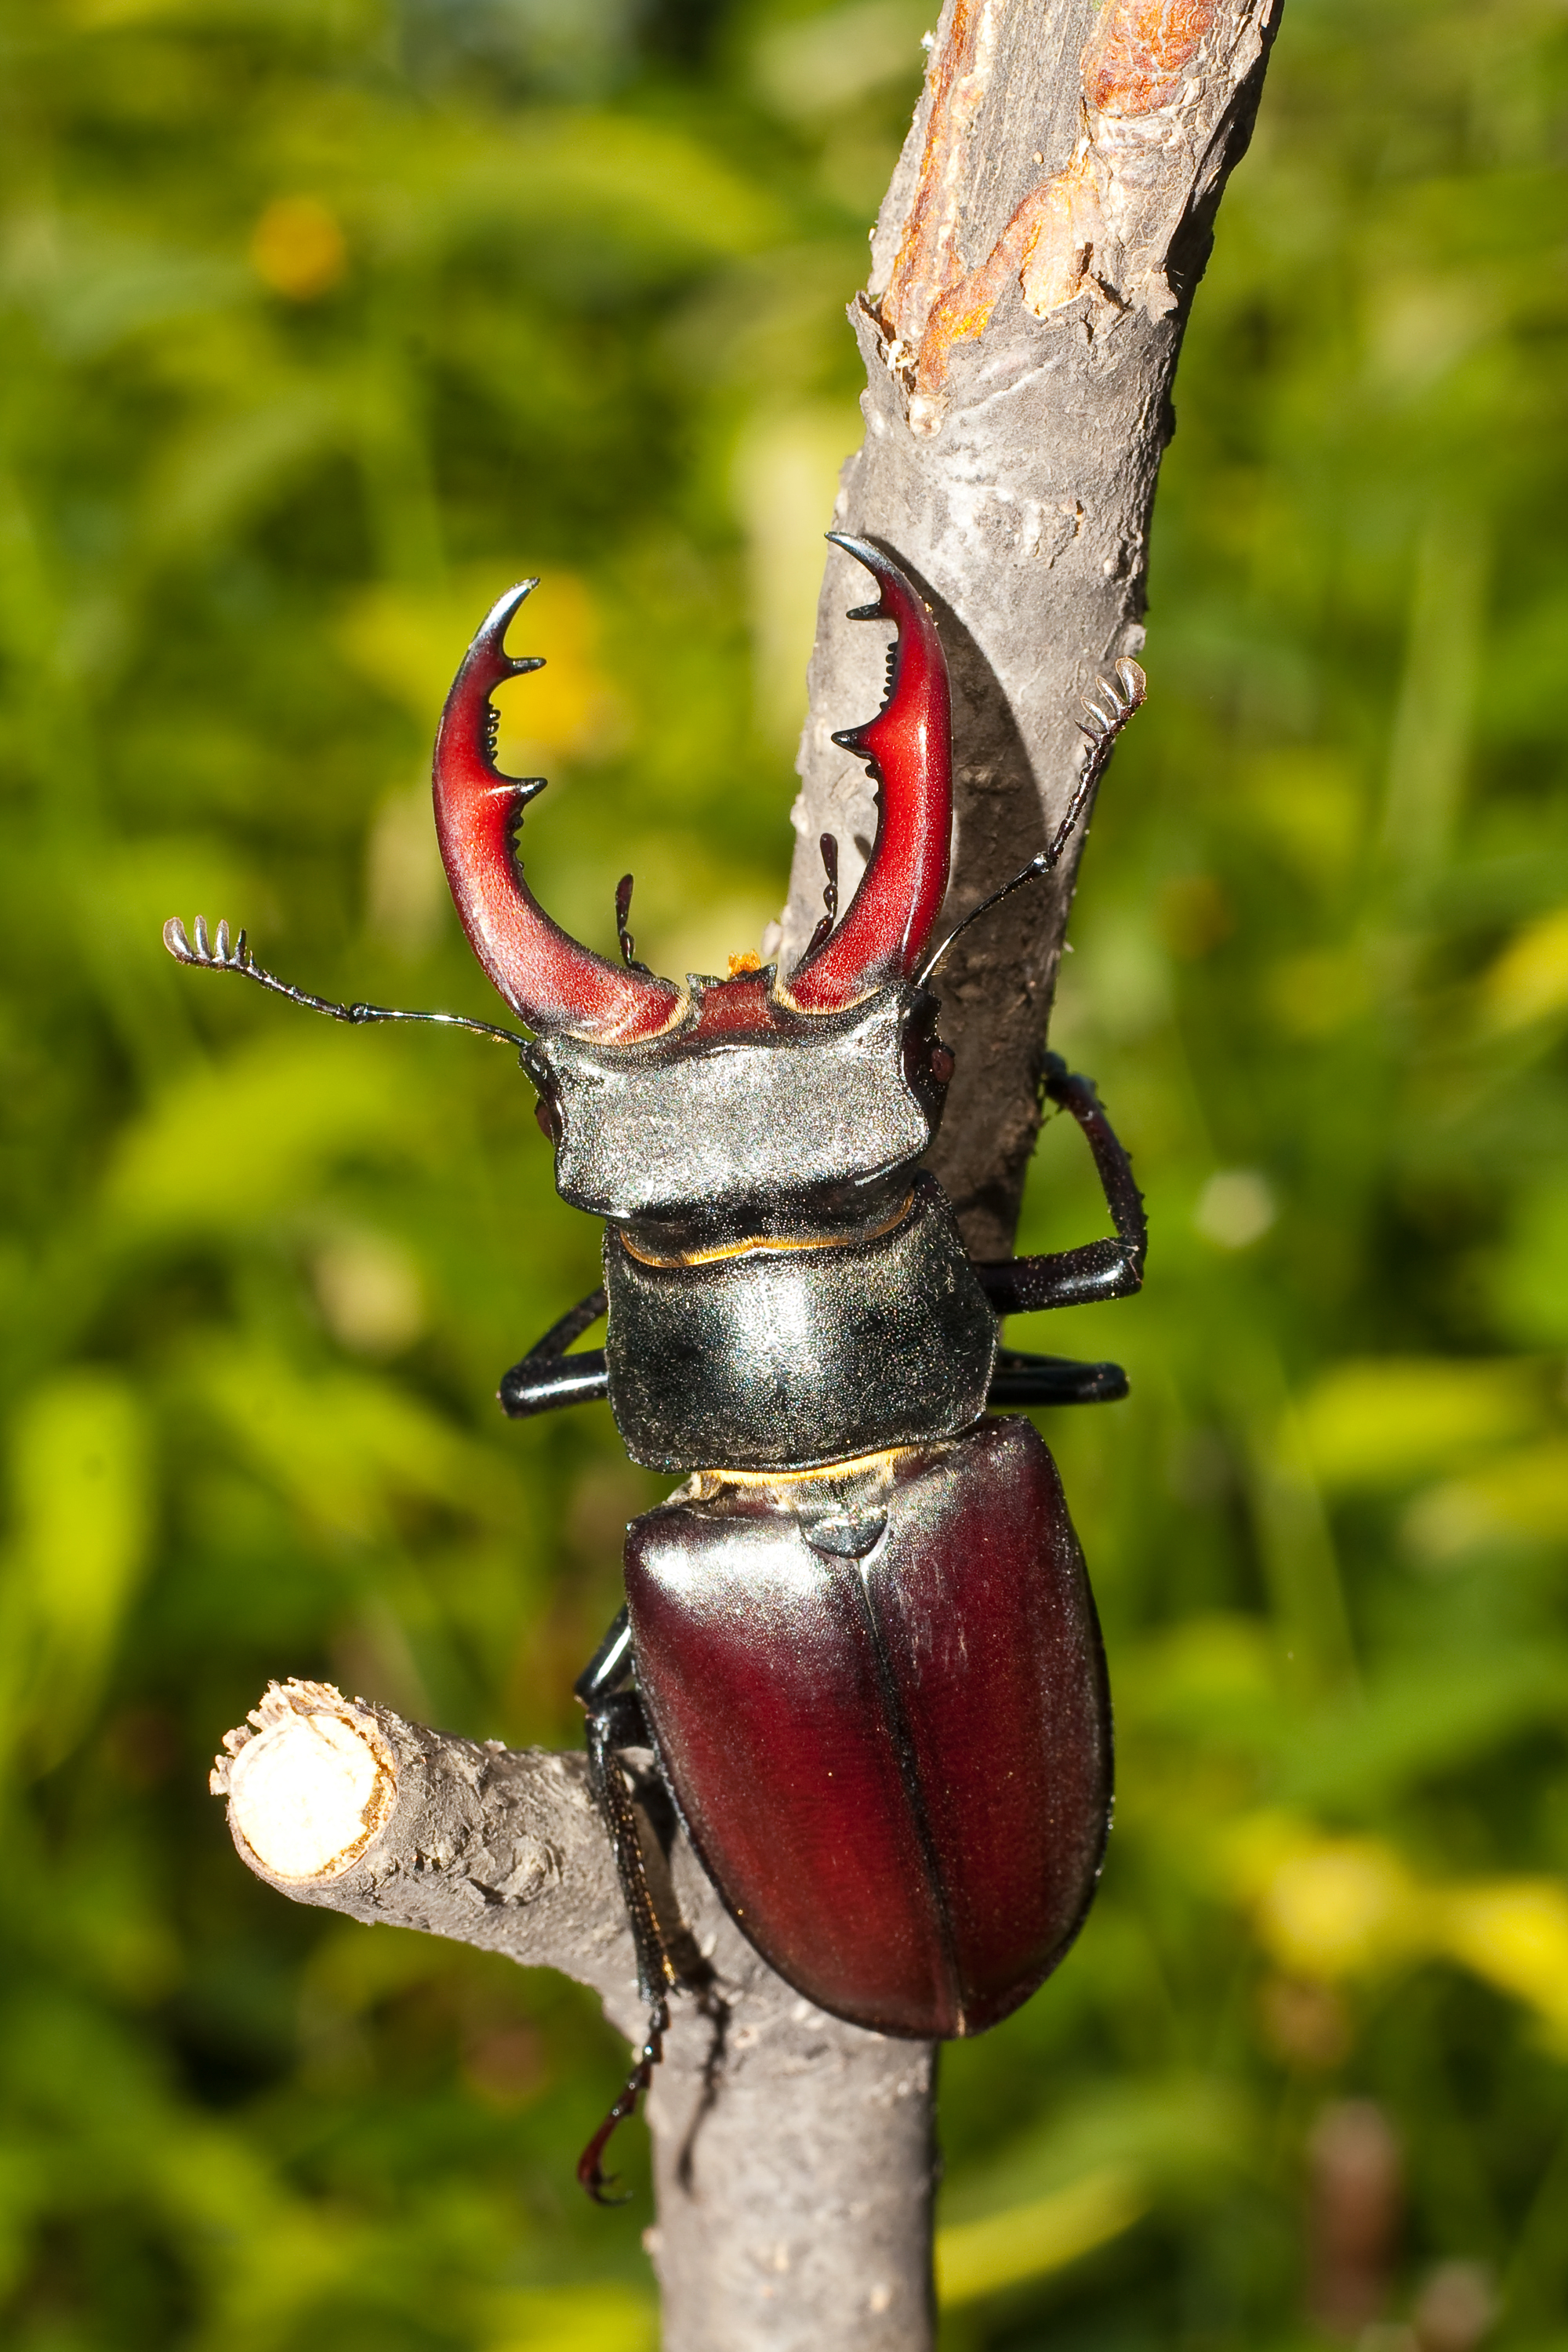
[{"x1": 3, "y1": 0, "x2": 1567, "y2": 2344}]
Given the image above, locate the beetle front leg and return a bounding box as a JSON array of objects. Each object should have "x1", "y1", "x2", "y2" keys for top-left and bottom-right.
[
  {"x1": 974, "y1": 1054, "x2": 1146, "y2": 1316},
  {"x1": 498, "y1": 1288, "x2": 609, "y2": 1417}
]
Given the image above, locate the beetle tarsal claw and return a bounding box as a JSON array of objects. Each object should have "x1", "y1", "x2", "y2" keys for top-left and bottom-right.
[{"x1": 576, "y1": 1995, "x2": 670, "y2": 2206}]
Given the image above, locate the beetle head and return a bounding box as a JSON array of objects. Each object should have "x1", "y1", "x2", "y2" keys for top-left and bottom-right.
[
  {"x1": 524, "y1": 978, "x2": 954, "y2": 1243},
  {"x1": 432, "y1": 538, "x2": 954, "y2": 1235}
]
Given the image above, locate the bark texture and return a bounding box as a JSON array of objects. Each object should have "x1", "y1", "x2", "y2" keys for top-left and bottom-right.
[
  {"x1": 776, "y1": 0, "x2": 1282, "y2": 1256},
  {"x1": 218, "y1": 5, "x2": 1281, "y2": 2341},
  {"x1": 216, "y1": 1683, "x2": 935, "y2": 2352}
]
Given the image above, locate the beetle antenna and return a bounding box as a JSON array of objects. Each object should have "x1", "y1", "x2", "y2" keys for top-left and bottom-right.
[
  {"x1": 162, "y1": 916, "x2": 534, "y2": 1049},
  {"x1": 916, "y1": 659, "x2": 1145, "y2": 985},
  {"x1": 800, "y1": 833, "x2": 840, "y2": 963},
  {"x1": 577, "y1": 1996, "x2": 670, "y2": 2205}
]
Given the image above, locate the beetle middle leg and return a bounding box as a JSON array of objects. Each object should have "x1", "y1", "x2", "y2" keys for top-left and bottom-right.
[
  {"x1": 499, "y1": 1298, "x2": 706, "y2": 2191},
  {"x1": 498, "y1": 1289, "x2": 609, "y2": 1417},
  {"x1": 575, "y1": 1608, "x2": 676, "y2": 2009}
]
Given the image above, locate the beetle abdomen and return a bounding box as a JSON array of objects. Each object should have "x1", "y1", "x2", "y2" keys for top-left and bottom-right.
[
  {"x1": 603, "y1": 1172, "x2": 995, "y2": 1473},
  {"x1": 622, "y1": 1417, "x2": 1112, "y2": 2038}
]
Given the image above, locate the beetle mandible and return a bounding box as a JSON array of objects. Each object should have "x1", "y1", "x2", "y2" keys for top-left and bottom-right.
[{"x1": 165, "y1": 536, "x2": 1147, "y2": 2197}]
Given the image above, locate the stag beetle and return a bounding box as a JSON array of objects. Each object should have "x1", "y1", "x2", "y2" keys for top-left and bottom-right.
[{"x1": 166, "y1": 536, "x2": 1146, "y2": 2197}]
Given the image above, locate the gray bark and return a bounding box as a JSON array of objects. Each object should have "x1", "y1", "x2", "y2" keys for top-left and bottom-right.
[
  {"x1": 778, "y1": 0, "x2": 1282, "y2": 1257},
  {"x1": 219, "y1": 3, "x2": 1280, "y2": 2341}
]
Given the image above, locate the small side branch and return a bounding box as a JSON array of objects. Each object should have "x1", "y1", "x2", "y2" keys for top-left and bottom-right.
[
  {"x1": 212, "y1": 1678, "x2": 641, "y2": 2001},
  {"x1": 213, "y1": 1682, "x2": 938, "y2": 2352}
]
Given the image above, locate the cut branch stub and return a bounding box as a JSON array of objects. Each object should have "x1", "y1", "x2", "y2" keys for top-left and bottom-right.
[{"x1": 216, "y1": 1680, "x2": 397, "y2": 1879}]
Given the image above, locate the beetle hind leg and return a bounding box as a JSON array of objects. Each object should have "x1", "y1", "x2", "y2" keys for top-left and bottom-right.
[
  {"x1": 572, "y1": 1607, "x2": 681, "y2": 2204},
  {"x1": 575, "y1": 1607, "x2": 677, "y2": 2003}
]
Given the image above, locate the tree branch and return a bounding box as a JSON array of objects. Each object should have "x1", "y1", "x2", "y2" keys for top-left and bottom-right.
[
  {"x1": 779, "y1": 0, "x2": 1283, "y2": 1257},
  {"x1": 218, "y1": 4, "x2": 1281, "y2": 2339}
]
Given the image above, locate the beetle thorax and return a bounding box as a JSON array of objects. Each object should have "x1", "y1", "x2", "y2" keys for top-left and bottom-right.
[{"x1": 524, "y1": 978, "x2": 952, "y2": 1251}]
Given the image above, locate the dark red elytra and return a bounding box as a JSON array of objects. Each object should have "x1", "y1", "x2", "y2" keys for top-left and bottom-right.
[{"x1": 624, "y1": 1417, "x2": 1111, "y2": 2038}]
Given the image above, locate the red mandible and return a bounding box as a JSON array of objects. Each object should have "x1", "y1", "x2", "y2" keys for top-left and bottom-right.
[
  {"x1": 432, "y1": 583, "x2": 684, "y2": 1044},
  {"x1": 786, "y1": 535, "x2": 953, "y2": 1013}
]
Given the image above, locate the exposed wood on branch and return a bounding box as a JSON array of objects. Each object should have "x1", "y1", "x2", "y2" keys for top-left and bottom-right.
[{"x1": 881, "y1": 0, "x2": 1262, "y2": 404}]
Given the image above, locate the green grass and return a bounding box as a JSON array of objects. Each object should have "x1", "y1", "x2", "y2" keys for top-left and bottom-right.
[{"x1": 2, "y1": 0, "x2": 1567, "y2": 2343}]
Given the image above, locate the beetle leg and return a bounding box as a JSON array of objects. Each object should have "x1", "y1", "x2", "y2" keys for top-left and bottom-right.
[
  {"x1": 584, "y1": 1693, "x2": 677, "y2": 2009},
  {"x1": 575, "y1": 1611, "x2": 714, "y2": 2004},
  {"x1": 576, "y1": 1616, "x2": 675, "y2": 2006},
  {"x1": 973, "y1": 1056, "x2": 1146, "y2": 1315},
  {"x1": 989, "y1": 1350, "x2": 1128, "y2": 1406},
  {"x1": 575, "y1": 1996, "x2": 669, "y2": 2205},
  {"x1": 573, "y1": 1610, "x2": 682, "y2": 2204},
  {"x1": 498, "y1": 1288, "x2": 608, "y2": 1417},
  {"x1": 576, "y1": 1600, "x2": 635, "y2": 1704}
]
